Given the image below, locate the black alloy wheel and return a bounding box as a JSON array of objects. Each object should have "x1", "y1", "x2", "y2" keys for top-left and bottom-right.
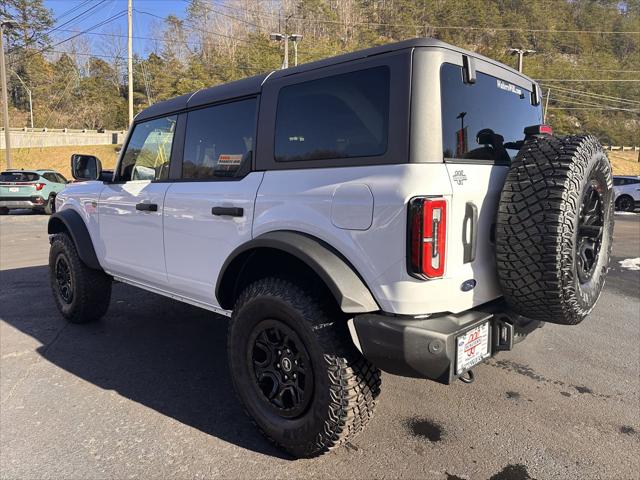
[
  {"x1": 55, "y1": 254, "x2": 74, "y2": 304},
  {"x1": 576, "y1": 180, "x2": 605, "y2": 284},
  {"x1": 248, "y1": 319, "x2": 313, "y2": 419},
  {"x1": 617, "y1": 195, "x2": 634, "y2": 212}
]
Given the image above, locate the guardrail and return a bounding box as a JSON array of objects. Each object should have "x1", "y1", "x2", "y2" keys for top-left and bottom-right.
[
  {"x1": 604, "y1": 146, "x2": 639, "y2": 151},
  {"x1": 0, "y1": 127, "x2": 126, "y2": 149}
]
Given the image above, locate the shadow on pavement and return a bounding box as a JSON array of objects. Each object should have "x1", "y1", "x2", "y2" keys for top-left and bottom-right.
[{"x1": 0, "y1": 264, "x2": 289, "y2": 459}]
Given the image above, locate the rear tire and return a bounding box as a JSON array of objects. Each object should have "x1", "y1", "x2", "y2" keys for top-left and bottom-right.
[
  {"x1": 44, "y1": 196, "x2": 55, "y2": 215},
  {"x1": 496, "y1": 135, "x2": 614, "y2": 325},
  {"x1": 0, "y1": 207, "x2": 8, "y2": 215},
  {"x1": 49, "y1": 233, "x2": 112, "y2": 323},
  {"x1": 227, "y1": 277, "x2": 381, "y2": 458}
]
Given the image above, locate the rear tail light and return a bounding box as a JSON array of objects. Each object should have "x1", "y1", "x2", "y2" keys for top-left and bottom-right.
[
  {"x1": 408, "y1": 197, "x2": 447, "y2": 279},
  {"x1": 35, "y1": 183, "x2": 45, "y2": 191}
]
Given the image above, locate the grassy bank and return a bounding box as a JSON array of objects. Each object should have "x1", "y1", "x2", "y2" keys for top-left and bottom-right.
[
  {"x1": 1, "y1": 145, "x2": 638, "y2": 178},
  {"x1": 608, "y1": 151, "x2": 640, "y2": 176},
  {"x1": 0, "y1": 145, "x2": 120, "y2": 179}
]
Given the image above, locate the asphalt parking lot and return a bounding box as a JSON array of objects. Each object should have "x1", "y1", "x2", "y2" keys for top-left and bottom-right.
[{"x1": 1, "y1": 211, "x2": 638, "y2": 480}]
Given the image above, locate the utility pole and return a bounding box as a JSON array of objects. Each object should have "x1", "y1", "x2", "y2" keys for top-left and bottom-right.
[
  {"x1": 270, "y1": 33, "x2": 303, "y2": 69},
  {"x1": 0, "y1": 20, "x2": 16, "y2": 169},
  {"x1": 127, "y1": 0, "x2": 133, "y2": 127},
  {"x1": 290, "y1": 34, "x2": 302, "y2": 67},
  {"x1": 508, "y1": 48, "x2": 536, "y2": 73},
  {"x1": 283, "y1": 33, "x2": 288, "y2": 69}
]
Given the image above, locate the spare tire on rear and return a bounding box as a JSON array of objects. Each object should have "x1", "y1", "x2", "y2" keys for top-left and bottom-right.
[{"x1": 496, "y1": 135, "x2": 614, "y2": 325}]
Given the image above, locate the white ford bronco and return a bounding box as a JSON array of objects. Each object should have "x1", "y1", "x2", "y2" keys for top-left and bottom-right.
[{"x1": 48, "y1": 38, "x2": 614, "y2": 458}]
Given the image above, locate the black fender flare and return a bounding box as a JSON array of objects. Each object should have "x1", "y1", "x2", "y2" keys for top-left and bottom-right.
[
  {"x1": 48, "y1": 209, "x2": 101, "y2": 270},
  {"x1": 216, "y1": 231, "x2": 380, "y2": 313}
]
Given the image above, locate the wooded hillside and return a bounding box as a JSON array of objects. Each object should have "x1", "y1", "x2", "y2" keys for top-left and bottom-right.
[{"x1": 2, "y1": 0, "x2": 639, "y2": 145}]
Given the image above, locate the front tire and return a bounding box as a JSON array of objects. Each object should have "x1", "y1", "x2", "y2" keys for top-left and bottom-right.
[
  {"x1": 0, "y1": 207, "x2": 8, "y2": 215},
  {"x1": 49, "y1": 233, "x2": 112, "y2": 323},
  {"x1": 227, "y1": 277, "x2": 381, "y2": 458},
  {"x1": 616, "y1": 195, "x2": 635, "y2": 212}
]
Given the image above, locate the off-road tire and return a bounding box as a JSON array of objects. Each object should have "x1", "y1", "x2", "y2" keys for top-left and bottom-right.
[
  {"x1": 616, "y1": 194, "x2": 634, "y2": 212},
  {"x1": 49, "y1": 233, "x2": 112, "y2": 323},
  {"x1": 227, "y1": 277, "x2": 381, "y2": 458},
  {"x1": 496, "y1": 135, "x2": 614, "y2": 325},
  {"x1": 0, "y1": 207, "x2": 8, "y2": 215}
]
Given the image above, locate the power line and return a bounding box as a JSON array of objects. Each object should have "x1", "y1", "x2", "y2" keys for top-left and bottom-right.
[
  {"x1": 209, "y1": 2, "x2": 640, "y2": 35},
  {"x1": 45, "y1": 49, "x2": 268, "y2": 74},
  {"x1": 133, "y1": 9, "x2": 263, "y2": 45},
  {"x1": 548, "y1": 107, "x2": 640, "y2": 111},
  {"x1": 54, "y1": 0, "x2": 95, "y2": 24},
  {"x1": 6, "y1": 0, "x2": 109, "y2": 54},
  {"x1": 537, "y1": 79, "x2": 640, "y2": 82},
  {"x1": 177, "y1": 0, "x2": 266, "y2": 31},
  {"x1": 541, "y1": 83, "x2": 640, "y2": 105},
  {"x1": 25, "y1": 10, "x2": 127, "y2": 59},
  {"x1": 550, "y1": 94, "x2": 635, "y2": 110}
]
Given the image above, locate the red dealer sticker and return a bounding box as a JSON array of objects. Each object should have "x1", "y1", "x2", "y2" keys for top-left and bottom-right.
[{"x1": 217, "y1": 154, "x2": 243, "y2": 166}]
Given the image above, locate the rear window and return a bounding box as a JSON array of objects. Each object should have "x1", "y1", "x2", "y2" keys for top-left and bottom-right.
[
  {"x1": 0, "y1": 171, "x2": 40, "y2": 182},
  {"x1": 440, "y1": 63, "x2": 542, "y2": 163},
  {"x1": 275, "y1": 66, "x2": 390, "y2": 162}
]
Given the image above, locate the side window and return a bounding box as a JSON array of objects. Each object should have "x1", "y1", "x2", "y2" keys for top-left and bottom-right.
[
  {"x1": 182, "y1": 98, "x2": 256, "y2": 180},
  {"x1": 42, "y1": 173, "x2": 57, "y2": 182},
  {"x1": 56, "y1": 173, "x2": 68, "y2": 183},
  {"x1": 274, "y1": 67, "x2": 390, "y2": 162},
  {"x1": 118, "y1": 115, "x2": 177, "y2": 181},
  {"x1": 613, "y1": 178, "x2": 623, "y2": 186}
]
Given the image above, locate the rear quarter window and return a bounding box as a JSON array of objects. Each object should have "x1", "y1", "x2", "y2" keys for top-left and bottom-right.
[
  {"x1": 440, "y1": 63, "x2": 542, "y2": 163},
  {"x1": 274, "y1": 66, "x2": 390, "y2": 162}
]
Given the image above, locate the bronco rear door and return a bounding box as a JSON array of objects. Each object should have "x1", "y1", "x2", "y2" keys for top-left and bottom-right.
[{"x1": 439, "y1": 60, "x2": 543, "y2": 308}]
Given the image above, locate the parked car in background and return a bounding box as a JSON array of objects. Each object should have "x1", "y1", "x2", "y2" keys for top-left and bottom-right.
[
  {"x1": 613, "y1": 176, "x2": 640, "y2": 212},
  {"x1": 0, "y1": 169, "x2": 68, "y2": 215}
]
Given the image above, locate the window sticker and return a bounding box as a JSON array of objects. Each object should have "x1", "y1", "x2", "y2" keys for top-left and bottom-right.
[
  {"x1": 496, "y1": 79, "x2": 522, "y2": 96},
  {"x1": 217, "y1": 154, "x2": 243, "y2": 166}
]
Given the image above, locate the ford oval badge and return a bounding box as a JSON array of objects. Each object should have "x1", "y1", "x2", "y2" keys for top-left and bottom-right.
[{"x1": 461, "y1": 279, "x2": 476, "y2": 292}]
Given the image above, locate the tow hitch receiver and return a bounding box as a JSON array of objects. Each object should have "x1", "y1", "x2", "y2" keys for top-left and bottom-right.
[{"x1": 493, "y1": 318, "x2": 514, "y2": 352}]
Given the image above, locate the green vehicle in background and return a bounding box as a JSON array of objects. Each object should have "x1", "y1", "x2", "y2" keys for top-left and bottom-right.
[{"x1": 0, "y1": 169, "x2": 69, "y2": 215}]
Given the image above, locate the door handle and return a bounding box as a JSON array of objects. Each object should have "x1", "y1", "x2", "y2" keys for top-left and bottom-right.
[
  {"x1": 462, "y1": 202, "x2": 478, "y2": 263},
  {"x1": 211, "y1": 206, "x2": 244, "y2": 217},
  {"x1": 136, "y1": 202, "x2": 158, "y2": 212}
]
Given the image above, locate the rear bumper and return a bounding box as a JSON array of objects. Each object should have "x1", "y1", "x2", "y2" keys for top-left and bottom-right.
[
  {"x1": 352, "y1": 300, "x2": 542, "y2": 384},
  {"x1": 0, "y1": 196, "x2": 45, "y2": 209}
]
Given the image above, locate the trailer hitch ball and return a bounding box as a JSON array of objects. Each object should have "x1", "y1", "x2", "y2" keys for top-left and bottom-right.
[{"x1": 459, "y1": 370, "x2": 475, "y2": 384}]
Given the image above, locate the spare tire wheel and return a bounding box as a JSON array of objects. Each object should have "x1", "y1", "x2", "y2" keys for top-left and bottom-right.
[{"x1": 496, "y1": 135, "x2": 614, "y2": 325}]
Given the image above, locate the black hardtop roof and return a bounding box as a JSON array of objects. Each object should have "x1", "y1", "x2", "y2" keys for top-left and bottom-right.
[{"x1": 134, "y1": 37, "x2": 534, "y2": 122}]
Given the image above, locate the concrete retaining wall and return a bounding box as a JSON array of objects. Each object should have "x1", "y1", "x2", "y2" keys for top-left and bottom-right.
[{"x1": 0, "y1": 128, "x2": 126, "y2": 149}]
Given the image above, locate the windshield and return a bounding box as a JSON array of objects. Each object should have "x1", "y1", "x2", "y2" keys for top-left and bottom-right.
[
  {"x1": 0, "y1": 171, "x2": 40, "y2": 182},
  {"x1": 441, "y1": 63, "x2": 542, "y2": 163}
]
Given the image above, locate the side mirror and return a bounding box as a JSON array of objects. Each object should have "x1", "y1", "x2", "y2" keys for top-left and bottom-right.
[{"x1": 71, "y1": 154, "x2": 102, "y2": 181}]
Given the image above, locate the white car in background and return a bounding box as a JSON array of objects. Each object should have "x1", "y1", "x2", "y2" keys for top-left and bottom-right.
[{"x1": 613, "y1": 176, "x2": 640, "y2": 212}]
